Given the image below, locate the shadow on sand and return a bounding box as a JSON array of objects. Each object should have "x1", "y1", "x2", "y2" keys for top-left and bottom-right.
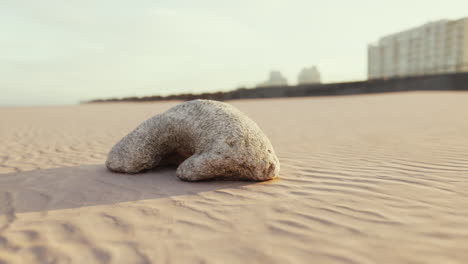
[{"x1": 0, "y1": 165, "x2": 258, "y2": 214}]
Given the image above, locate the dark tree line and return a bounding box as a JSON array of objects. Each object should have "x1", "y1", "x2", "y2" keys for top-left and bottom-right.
[{"x1": 84, "y1": 73, "x2": 468, "y2": 104}]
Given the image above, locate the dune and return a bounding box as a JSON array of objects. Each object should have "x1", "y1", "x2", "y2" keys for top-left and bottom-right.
[{"x1": 0, "y1": 92, "x2": 468, "y2": 263}]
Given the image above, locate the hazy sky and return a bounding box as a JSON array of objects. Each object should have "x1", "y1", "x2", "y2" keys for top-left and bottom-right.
[{"x1": 1, "y1": 0, "x2": 468, "y2": 105}]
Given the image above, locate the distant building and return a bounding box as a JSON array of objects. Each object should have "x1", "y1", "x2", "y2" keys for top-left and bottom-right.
[
  {"x1": 257, "y1": 71, "x2": 288, "y2": 87},
  {"x1": 368, "y1": 17, "x2": 468, "y2": 80},
  {"x1": 297, "y1": 66, "x2": 321, "y2": 84}
]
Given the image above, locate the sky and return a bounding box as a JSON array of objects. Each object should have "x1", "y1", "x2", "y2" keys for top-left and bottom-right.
[{"x1": 1, "y1": 0, "x2": 468, "y2": 106}]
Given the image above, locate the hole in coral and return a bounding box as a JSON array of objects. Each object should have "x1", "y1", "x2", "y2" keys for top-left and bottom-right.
[{"x1": 159, "y1": 151, "x2": 193, "y2": 166}]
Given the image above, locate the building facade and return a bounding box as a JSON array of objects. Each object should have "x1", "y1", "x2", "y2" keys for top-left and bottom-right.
[
  {"x1": 368, "y1": 17, "x2": 468, "y2": 79},
  {"x1": 257, "y1": 71, "x2": 288, "y2": 87},
  {"x1": 297, "y1": 66, "x2": 321, "y2": 84}
]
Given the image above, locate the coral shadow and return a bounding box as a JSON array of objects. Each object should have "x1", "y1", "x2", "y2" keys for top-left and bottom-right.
[{"x1": 0, "y1": 165, "x2": 258, "y2": 214}]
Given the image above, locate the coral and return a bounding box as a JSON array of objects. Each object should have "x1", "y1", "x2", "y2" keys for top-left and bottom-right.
[{"x1": 106, "y1": 100, "x2": 279, "y2": 181}]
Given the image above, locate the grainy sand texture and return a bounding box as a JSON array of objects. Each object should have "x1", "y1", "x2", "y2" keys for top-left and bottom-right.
[{"x1": 1, "y1": 92, "x2": 468, "y2": 264}]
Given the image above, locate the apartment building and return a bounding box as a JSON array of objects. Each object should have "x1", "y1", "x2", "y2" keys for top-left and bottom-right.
[{"x1": 368, "y1": 17, "x2": 468, "y2": 79}]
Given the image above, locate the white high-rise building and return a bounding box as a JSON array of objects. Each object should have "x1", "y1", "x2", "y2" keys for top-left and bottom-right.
[{"x1": 368, "y1": 17, "x2": 468, "y2": 80}]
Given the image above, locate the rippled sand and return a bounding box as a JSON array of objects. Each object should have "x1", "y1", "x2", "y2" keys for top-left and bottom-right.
[{"x1": 1, "y1": 92, "x2": 468, "y2": 263}]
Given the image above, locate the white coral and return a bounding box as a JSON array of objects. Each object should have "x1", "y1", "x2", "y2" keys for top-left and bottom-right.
[{"x1": 106, "y1": 100, "x2": 280, "y2": 181}]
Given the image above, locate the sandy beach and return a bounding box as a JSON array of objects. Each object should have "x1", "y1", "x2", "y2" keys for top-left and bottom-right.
[{"x1": 1, "y1": 91, "x2": 468, "y2": 263}]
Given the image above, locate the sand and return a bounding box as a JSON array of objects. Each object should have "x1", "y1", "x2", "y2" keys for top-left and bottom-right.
[{"x1": 0, "y1": 91, "x2": 468, "y2": 264}]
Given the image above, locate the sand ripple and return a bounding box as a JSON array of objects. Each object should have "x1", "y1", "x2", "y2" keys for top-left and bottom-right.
[{"x1": 1, "y1": 92, "x2": 468, "y2": 263}]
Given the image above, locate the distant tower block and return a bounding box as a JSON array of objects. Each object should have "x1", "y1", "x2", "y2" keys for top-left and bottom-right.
[
  {"x1": 297, "y1": 66, "x2": 322, "y2": 84},
  {"x1": 368, "y1": 17, "x2": 468, "y2": 80},
  {"x1": 257, "y1": 70, "x2": 288, "y2": 87}
]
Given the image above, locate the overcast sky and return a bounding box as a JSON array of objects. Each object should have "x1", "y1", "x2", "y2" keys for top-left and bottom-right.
[{"x1": 1, "y1": 0, "x2": 467, "y2": 106}]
